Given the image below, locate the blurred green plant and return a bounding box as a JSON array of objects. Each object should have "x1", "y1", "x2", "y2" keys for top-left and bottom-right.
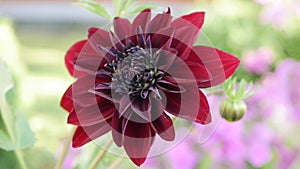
[
  {"x1": 0, "y1": 59, "x2": 35, "y2": 169},
  {"x1": 75, "y1": 0, "x2": 157, "y2": 19}
]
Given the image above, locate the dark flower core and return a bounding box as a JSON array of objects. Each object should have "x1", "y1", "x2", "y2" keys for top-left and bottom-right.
[{"x1": 106, "y1": 45, "x2": 163, "y2": 99}]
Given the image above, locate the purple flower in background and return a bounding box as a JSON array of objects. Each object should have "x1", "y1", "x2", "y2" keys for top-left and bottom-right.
[
  {"x1": 255, "y1": 0, "x2": 300, "y2": 29},
  {"x1": 165, "y1": 136, "x2": 199, "y2": 169},
  {"x1": 142, "y1": 59, "x2": 300, "y2": 169},
  {"x1": 250, "y1": 59, "x2": 300, "y2": 121},
  {"x1": 242, "y1": 47, "x2": 274, "y2": 74}
]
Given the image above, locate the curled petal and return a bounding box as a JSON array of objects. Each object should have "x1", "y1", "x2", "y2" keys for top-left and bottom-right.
[
  {"x1": 151, "y1": 112, "x2": 175, "y2": 141},
  {"x1": 123, "y1": 121, "x2": 155, "y2": 166},
  {"x1": 111, "y1": 112, "x2": 124, "y2": 147},
  {"x1": 72, "y1": 120, "x2": 111, "y2": 148},
  {"x1": 61, "y1": 85, "x2": 74, "y2": 113},
  {"x1": 65, "y1": 40, "x2": 86, "y2": 76},
  {"x1": 130, "y1": 96, "x2": 151, "y2": 121}
]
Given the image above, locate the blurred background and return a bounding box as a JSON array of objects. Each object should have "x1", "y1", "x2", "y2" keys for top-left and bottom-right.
[{"x1": 0, "y1": 0, "x2": 300, "y2": 168}]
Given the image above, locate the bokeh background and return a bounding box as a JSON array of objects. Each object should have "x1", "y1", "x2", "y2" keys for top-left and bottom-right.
[{"x1": 0, "y1": 0, "x2": 300, "y2": 168}]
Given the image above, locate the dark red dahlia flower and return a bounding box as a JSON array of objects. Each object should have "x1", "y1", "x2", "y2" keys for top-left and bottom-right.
[{"x1": 61, "y1": 8, "x2": 240, "y2": 166}]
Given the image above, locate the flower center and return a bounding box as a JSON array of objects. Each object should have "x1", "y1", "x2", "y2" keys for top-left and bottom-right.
[{"x1": 108, "y1": 46, "x2": 162, "y2": 98}]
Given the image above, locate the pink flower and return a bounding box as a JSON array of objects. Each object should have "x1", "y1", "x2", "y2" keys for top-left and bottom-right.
[{"x1": 242, "y1": 47, "x2": 274, "y2": 74}]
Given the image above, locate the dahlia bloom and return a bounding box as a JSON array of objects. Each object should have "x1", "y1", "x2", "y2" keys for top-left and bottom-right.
[{"x1": 61, "y1": 8, "x2": 239, "y2": 166}]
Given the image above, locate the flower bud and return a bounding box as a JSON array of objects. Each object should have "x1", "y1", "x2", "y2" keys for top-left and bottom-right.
[{"x1": 220, "y1": 98, "x2": 247, "y2": 122}]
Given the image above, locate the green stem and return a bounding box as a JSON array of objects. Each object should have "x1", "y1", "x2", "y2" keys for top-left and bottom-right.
[
  {"x1": 88, "y1": 139, "x2": 113, "y2": 169},
  {"x1": 205, "y1": 89, "x2": 224, "y2": 97},
  {"x1": 15, "y1": 150, "x2": 28, "y2": 169},
  {"x1": 0, "y1": 101, "x2": 28, "y2": 169},
  {"x1": 107, "y1": 156, "x2": 124, "y2": 169},
  {"x1": 54, "y1": 127, "x2": 75, "y2": 169}
]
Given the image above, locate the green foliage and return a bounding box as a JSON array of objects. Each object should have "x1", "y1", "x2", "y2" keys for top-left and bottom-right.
[
  {"x1": 75, "y1": 0, "x2": 112, "y2": 20},
  {"x1": 127, "y1": 3, "x2": 158, "y2": 16},
  {"x1": 0, "y1": 59, "x2": 35, "y2": 151},
  {"x1": 76, "y1": 0, "x2": 157, "y2": 19}
]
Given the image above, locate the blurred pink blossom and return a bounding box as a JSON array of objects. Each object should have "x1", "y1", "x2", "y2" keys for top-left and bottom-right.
[
  {"x1": 242, "y1": 47, "x2": 274, "y2": 74},
  {"x1": 255, "y1": 0, "x2": 300, "y2": 28}
]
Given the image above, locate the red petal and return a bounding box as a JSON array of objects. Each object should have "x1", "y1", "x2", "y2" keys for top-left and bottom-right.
[
  {"x1": 131, "y1": 9, "x2": 151, "y2": 35},
  {"x1": 151, "y1": 26, "x2": 175, "y2": 48},
  {"x1": 123, "y1": 121, "x2": 155, "y2": 166},
  {"x1": 130, "y1": 96, "x2": 151, "y2": 121},
  {"x1": 113, "y1": 17, "x2": 131, "y2": 41},
  {"x1": 171, "y1": 12, "x2": 205, "y2": 33},
  {"x1": 186, "y1": 61, "x2": 211, "y2": 85},
  {"x1": 147, "y1": 12, "x2": 172, "y2": 33},
  {"x1": 170, "y1": 26, "x2": 195, "y2": 59},
  {"x1": 151, "y1": 113, "x2": 175, "y2": 141},
  {"x1": 165, "y1": 88, "x2": 211, "y2": 124},
  {"x1": 157, "y1": 76, "x2": 182, "y2": 93},
  {"x1": 187, "y1": 46, "x2": 240, "y2": 87},
  {"x1": 68, "y1": 100, "x2": 115, "y2": 126},
  {"x1": 88, "y1": 27, "x2": 112, "y2": 47},
  {"x1": 111, "y1": 112, "x2": 124, "y2": 147},
  {"x1": 61, "y1": 85, "x2": 74, "y2": 113},
  {"x1": 65, "y1": 40, "x2": 86, "y2": 76},
  {"x1": 72, "y1": 120, "x2": 111, "y2": 148},
  {"x1": 72, "y1": 75, "x2": 111, "y2": 107}
]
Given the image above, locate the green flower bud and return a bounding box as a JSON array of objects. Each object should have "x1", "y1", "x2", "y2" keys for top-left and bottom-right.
[{"x1": 220, "y1": 98, "x2": 247, "y2": 122}]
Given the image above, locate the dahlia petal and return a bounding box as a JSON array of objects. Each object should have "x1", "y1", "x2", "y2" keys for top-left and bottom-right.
[
  {"x1": 171, "y1": 26, "x2": 195, "y2": 59},
  {"x1": 113, "y1": 17, "x2": 131, "y2": 41},
  {"x1": 61, "y1": 85, "x2": 74, "y2": 113},
  {"x1": 72, "y1": 120, "x2": 111, "y2": 148},
  {"x1": 187, "y1": 46, "x2": 240, "y2": 87},
  {"x1": 152, "y1": 112, "x2": 175, "y2": 141},
  {"x1": 68, "y1": 100, "x2": 115, "y2": 126},
  {"x1": 65, "y1": 40, "x2": 86, "y2": 76},
  {"x1": 171, "y1": 12, "x2": 205, "y2": 34},
  {"x1": 72, "y1": 75, "x2": 110, "y2": 96},
  {"x1": 88, "y1": 27, "x2": 112, "y2": 47},
  {"x1": 136, "y1": 26, "x2": 147, "y2": 48},
  {"x1": 165, "y1": 88, "x2": 211, "y2": 124},
  {"x1": 74, "y1": 55, "x2": 108, "y2": 74},
  {"x1": 131, "y1": 9, "x2": 151, "y2": 35},
  {"x1": 130, "y1": 96, "x2": 151, "y2": 121},
  {"x1": 157, "y1": 78, "x2": 183, "y2": 93},
  {"x1": 119, "y1": 95, "x2": 131, "y2": 117},
  {"x1": 154, "y1": 48, "x2": 178, "y2": 72},
  {"x1": 123, "y1": 121, "x2": 155, "y2": 166},
  {"x1": 147, "y1": 12, "x2": 172, "y2": 34},
  {"x1": 72, "y1": 92, "x2": 105, "y2": 107},
  {"x1": 151, "y1": 26, "x2": 175, "y2": 48},
  {"x1": 186, "y1": 61, "x2": 211, "y2": 85},
  {"x1": 111, "y1": 112, "x2": 124, "y2": 147}
]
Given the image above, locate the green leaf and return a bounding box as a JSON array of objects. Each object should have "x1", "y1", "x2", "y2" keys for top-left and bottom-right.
[
  {"x1": 0, "y1": 130, "x2": 15, "y2": 150},
  {"x1": 236, "y1": 79, "x2": 246, "y2": 99},
  {"x1": 112, "y1": 0, "x2": 121, "y2": 16},
  {"x1": 14, "y1": 112, "x2": 35, "y2": 149},
  {"x1": 127, "y1": 3, "x2": 158, "y2": 16},
  {"x1": 0, "y1": 59, "x2": 35, "y2": 151},
  {"x1": 75, "y1": 0, "x2": 112, "y2": 20}
]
